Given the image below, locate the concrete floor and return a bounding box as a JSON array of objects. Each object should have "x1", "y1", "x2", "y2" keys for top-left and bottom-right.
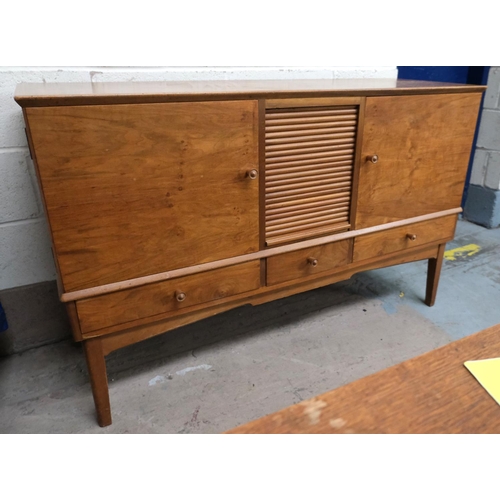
[{"x1": 1, "y1": 219, "x2": 499, "y2": 433}]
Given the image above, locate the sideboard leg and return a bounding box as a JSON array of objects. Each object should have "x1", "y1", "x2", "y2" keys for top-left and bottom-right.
[
  {"x1": 83, "y1": 338, "x2": 112, "y2": 427},
  {"x1": 425, "y1": 244, "x2": 446, "y2": 307}
]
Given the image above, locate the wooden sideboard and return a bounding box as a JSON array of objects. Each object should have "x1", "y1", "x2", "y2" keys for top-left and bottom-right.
[{"x1": 15, "y1": 79, "x2": 485, "y2": 427}]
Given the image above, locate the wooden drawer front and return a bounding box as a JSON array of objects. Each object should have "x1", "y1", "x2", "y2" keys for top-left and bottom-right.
[
  {"x1": 267, "y1": 240, "x2": 352, "y2": 286},
  {"x1": 353, "y1": 215, "x2": 457, "y2": 262},
  {"x1": 265, "y1": 105, "x2": 359, "y2": 246},
  {"x1": 77, "y1": 261, "x2": 261, "y2": 334}
]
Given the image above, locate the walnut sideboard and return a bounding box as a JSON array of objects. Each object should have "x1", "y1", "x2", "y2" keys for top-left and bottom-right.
[{"x1": 15, "y1": 79, "x2": 485, "y2": 427}]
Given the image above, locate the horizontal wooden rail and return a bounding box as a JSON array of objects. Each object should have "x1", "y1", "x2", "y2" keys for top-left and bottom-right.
[{"x1": 60, "y1": 208, "x2": 462, "y2": 303}]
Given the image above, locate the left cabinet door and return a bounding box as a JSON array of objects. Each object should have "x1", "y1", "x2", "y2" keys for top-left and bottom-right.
[{"x1": 26, "y1": 100, "x2": 260, "y2": 292}]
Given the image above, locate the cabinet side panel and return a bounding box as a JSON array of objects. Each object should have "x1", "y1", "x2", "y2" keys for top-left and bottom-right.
[
  {"x1": 26, "y1": 101, "x2": 259, "y2": 292},
  {"x1": 356, "y1": 93, "x2": 482, "y2": 228}
]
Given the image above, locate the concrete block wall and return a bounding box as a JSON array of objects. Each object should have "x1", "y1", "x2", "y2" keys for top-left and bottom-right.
[
  {"x1": 0, "y1": 66, "x2": 397, "y2": 355},
  {"x1": 464, "y1": 67, "x2": 500, "y2": 228}
]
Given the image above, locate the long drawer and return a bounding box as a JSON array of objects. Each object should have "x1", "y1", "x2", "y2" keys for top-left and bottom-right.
[
  {"x1": 77, "y1": 261, "x2": 261, "y2": 334},
  {"x1": 353, "y1": 215, "x2": 457, "y2": 262},
  {"x1": 267, "y1": 240, "x2": 352, "y2": 286}
]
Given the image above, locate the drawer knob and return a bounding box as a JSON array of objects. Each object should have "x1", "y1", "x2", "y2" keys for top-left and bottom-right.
[
  {"x1": 307, "y1": 257, "x2": 318, "y2": 267},
  {"x1": 247, "y1": 169, "x2": 258, "y2": 180},
  {"x1": 406, "y1": 233, "x2": 417, "y2": 241},
  {"x1": 175, "y1": 290, "x2": 186, "y2": 302},
  {"x1": 366, "y1": 154, "x2": 379, "y2": 164}
]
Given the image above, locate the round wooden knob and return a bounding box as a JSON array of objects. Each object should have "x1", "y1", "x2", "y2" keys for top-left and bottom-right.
[
  {"x1": 406, "y1": 233, "x2": 417, "y2": 241},
  {"x1": 175, "y1": 290, "x2": 186, "y2": 302},
  {"x1": 366, "y1": 154, "x2": 379, "y2": 164},
  {"x1": 307, "y1": 257, "x2": 318, "y2": 267},
  {"x1": 247, "y1": 169, "x2": 258, "y2": 180}
]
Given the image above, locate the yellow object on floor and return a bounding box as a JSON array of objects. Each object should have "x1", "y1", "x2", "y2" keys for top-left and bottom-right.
[
  {"x1": 464, "y1": 357, "x2": 500, "y2": 406},
  {"x1": 444, "y1": 244, "x2": 481, "y2": 261}
]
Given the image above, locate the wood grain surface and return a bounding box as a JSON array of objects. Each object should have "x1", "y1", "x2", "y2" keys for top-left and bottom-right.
[
  {"x1": 267, "y1": 240, "x2": 351, "y2": 286},
  {"x1": 227, "y1": 323, "x2": 500, "y2": 433},
  {"x1": 77, "y1": 261, "x2": 261, "y2": 334},
  {"x1": 27, "y1": 100, "x2": 259, "y2": 292},
  {"x1": 356, "y1": 93, "x2": 482, "y2": 228},
  {"x1": 353, "y1": 215, "x2": 457, "y2": 262},
  {"x1": 15, "y1": 79, "x2": 485, "y2": 107}
]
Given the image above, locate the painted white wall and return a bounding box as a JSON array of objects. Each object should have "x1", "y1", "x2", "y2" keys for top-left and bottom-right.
[{"x1": 0, "y1": 66, "x2": 398, "y2": 290}]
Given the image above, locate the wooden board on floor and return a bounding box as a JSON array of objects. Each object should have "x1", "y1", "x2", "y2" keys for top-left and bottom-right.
[{"x1": 226, "y1": 323, "x2": 500, "y2": 433}]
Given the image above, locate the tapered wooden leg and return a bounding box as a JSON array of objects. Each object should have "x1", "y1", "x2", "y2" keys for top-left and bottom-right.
[
  {"x1": 425, "y1": 244, "x2": 446, "y2": 307},
  {"x1": 83, "y1": 338, "x2": 112, "y2": 427}
]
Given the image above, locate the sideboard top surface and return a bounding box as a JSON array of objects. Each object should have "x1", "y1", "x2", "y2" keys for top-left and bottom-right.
[{"x1": 15, "y1": 78, "x2": 486, "y2": 107}]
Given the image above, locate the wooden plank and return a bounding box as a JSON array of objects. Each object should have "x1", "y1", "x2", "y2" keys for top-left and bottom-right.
[
  {"x1": 15, "y1": 80, "x2": 485, "y2": 108},
  {"x1": 356, "y1": 93, "x2": 482, "y2": 228},
  {"x1": 226, "y1": 323, "x2": 500, "y2": 434},
  {"x1": 60, "y1": 208, "x2": 462, "y2": 303},
  {"x1": 27, "y1": 100, "x2": 260, "y2": 292}
]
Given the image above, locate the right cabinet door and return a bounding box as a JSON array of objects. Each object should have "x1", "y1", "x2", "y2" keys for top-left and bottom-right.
[{"x1": 355, "y1": 93, "x2": 482, "y2": 229}]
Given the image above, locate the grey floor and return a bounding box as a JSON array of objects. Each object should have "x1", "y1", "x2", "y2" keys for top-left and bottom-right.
[{"x1": 1, "y1": 219, "x2": 499, "y2": 433}]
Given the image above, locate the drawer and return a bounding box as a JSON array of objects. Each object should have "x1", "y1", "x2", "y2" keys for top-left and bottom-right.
[
  {"x1": 266, "y1": 240, "x2": 352, "y2": 286},
  {"x1": 353, "y1": 215, "x2": 457, "y2": 262},
  {"x1": 77, "y1": 261, "x2": 261, "y2": 333}
]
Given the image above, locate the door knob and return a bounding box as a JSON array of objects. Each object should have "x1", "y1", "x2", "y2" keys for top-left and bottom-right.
[
  {"x1": 307, "y1": 257, "x2": 318, "y2": 267},
  {"x1": 366, "y1": 154, "x2": 379, "y2": 164},
  {"x1": 247, "y1": 169, "x2": 258, "y2": 180},
  {"x1": 406, "y1": 234, "x2": 417, "y2": 241},
  {"x1": 175, "y1": 290, "x2": 186, "y2": 302}
]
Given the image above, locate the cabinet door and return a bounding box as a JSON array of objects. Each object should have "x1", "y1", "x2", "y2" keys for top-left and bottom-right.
[
  {"x1": 355, "y1": 93, "x2": 481, "y2": 229},
  {"x1": 27, "y1": 101, "x2": 259, "y2": 292}
]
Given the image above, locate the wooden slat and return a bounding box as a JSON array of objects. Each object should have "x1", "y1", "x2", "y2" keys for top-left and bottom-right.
[
  {"x1": 265, "y1": 182, "x2": 351, "y2": 201},
  {"x1": 266, "y1": 131, "x2": 356, "y2": 145},
  {"x1": 266, "y1": 154, "x2": 354, "y2": 170},
  {"x1": 267, "y1": 166, "x2": 352, "y2": 182},
  {"x1": 266, "y1": 142, "x2": 355, "y2": 158},
  {"x1": 266, "y1": 113, "x2": 357, "y2": 126},
  {"x1": 266, "y1": 199, "x2": 350, "y2": 218},
  {"x1": 265, "y1": 97, "x2": 363, "y2": 109},
  {"x1": 267, "y1": 160, "x2": 353, "y2": 177},
  {"x1": 265, "y1": 105, "x2": 357, "y2": 246},
  {"x1": 266, "y1": 137, "x2": 355, "y2": 152},
  {"x1": 266, "y1": 120, "x2": 357, "y2": 133},
  {"x1": 266, "y1": 188, "x2": 351, "y2": 206},
  {"x1": 266, "y1": 223, "x2": 351, "y2": 246},
  {"x1": 267, "y1": 215, "x2": 350, "y2": 237},
  {"x1": 267, "y1": 207, "x2": 350, "y2": 229},
  {"x1": 266, "y1": 126, "x2": 356, "y2": 139},
  {"x1": 266, "y1": 171, "x2": 352, "y2": 188},
  {"x1": 266, "y1": 202, "x2": 349, "y2": 224},
  {"x1": 266, "y1": 149, "x2": 355, "y2": 166},
  {"x1": 266, "y1": 107, "x2": 357, "y2": 118},
  {"x1": 266, "y1": 176, "x2": 352, "y2": 194}
]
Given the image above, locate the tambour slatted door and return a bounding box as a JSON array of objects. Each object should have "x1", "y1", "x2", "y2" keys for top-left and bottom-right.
[{"x1": 265, "y1": 105, "x2": 359, "y2": 246}]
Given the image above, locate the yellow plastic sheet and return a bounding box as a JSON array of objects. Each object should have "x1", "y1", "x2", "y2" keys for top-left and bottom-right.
[{"x1": 464, "y1": 358, "x2": 500, "y2": 406}]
